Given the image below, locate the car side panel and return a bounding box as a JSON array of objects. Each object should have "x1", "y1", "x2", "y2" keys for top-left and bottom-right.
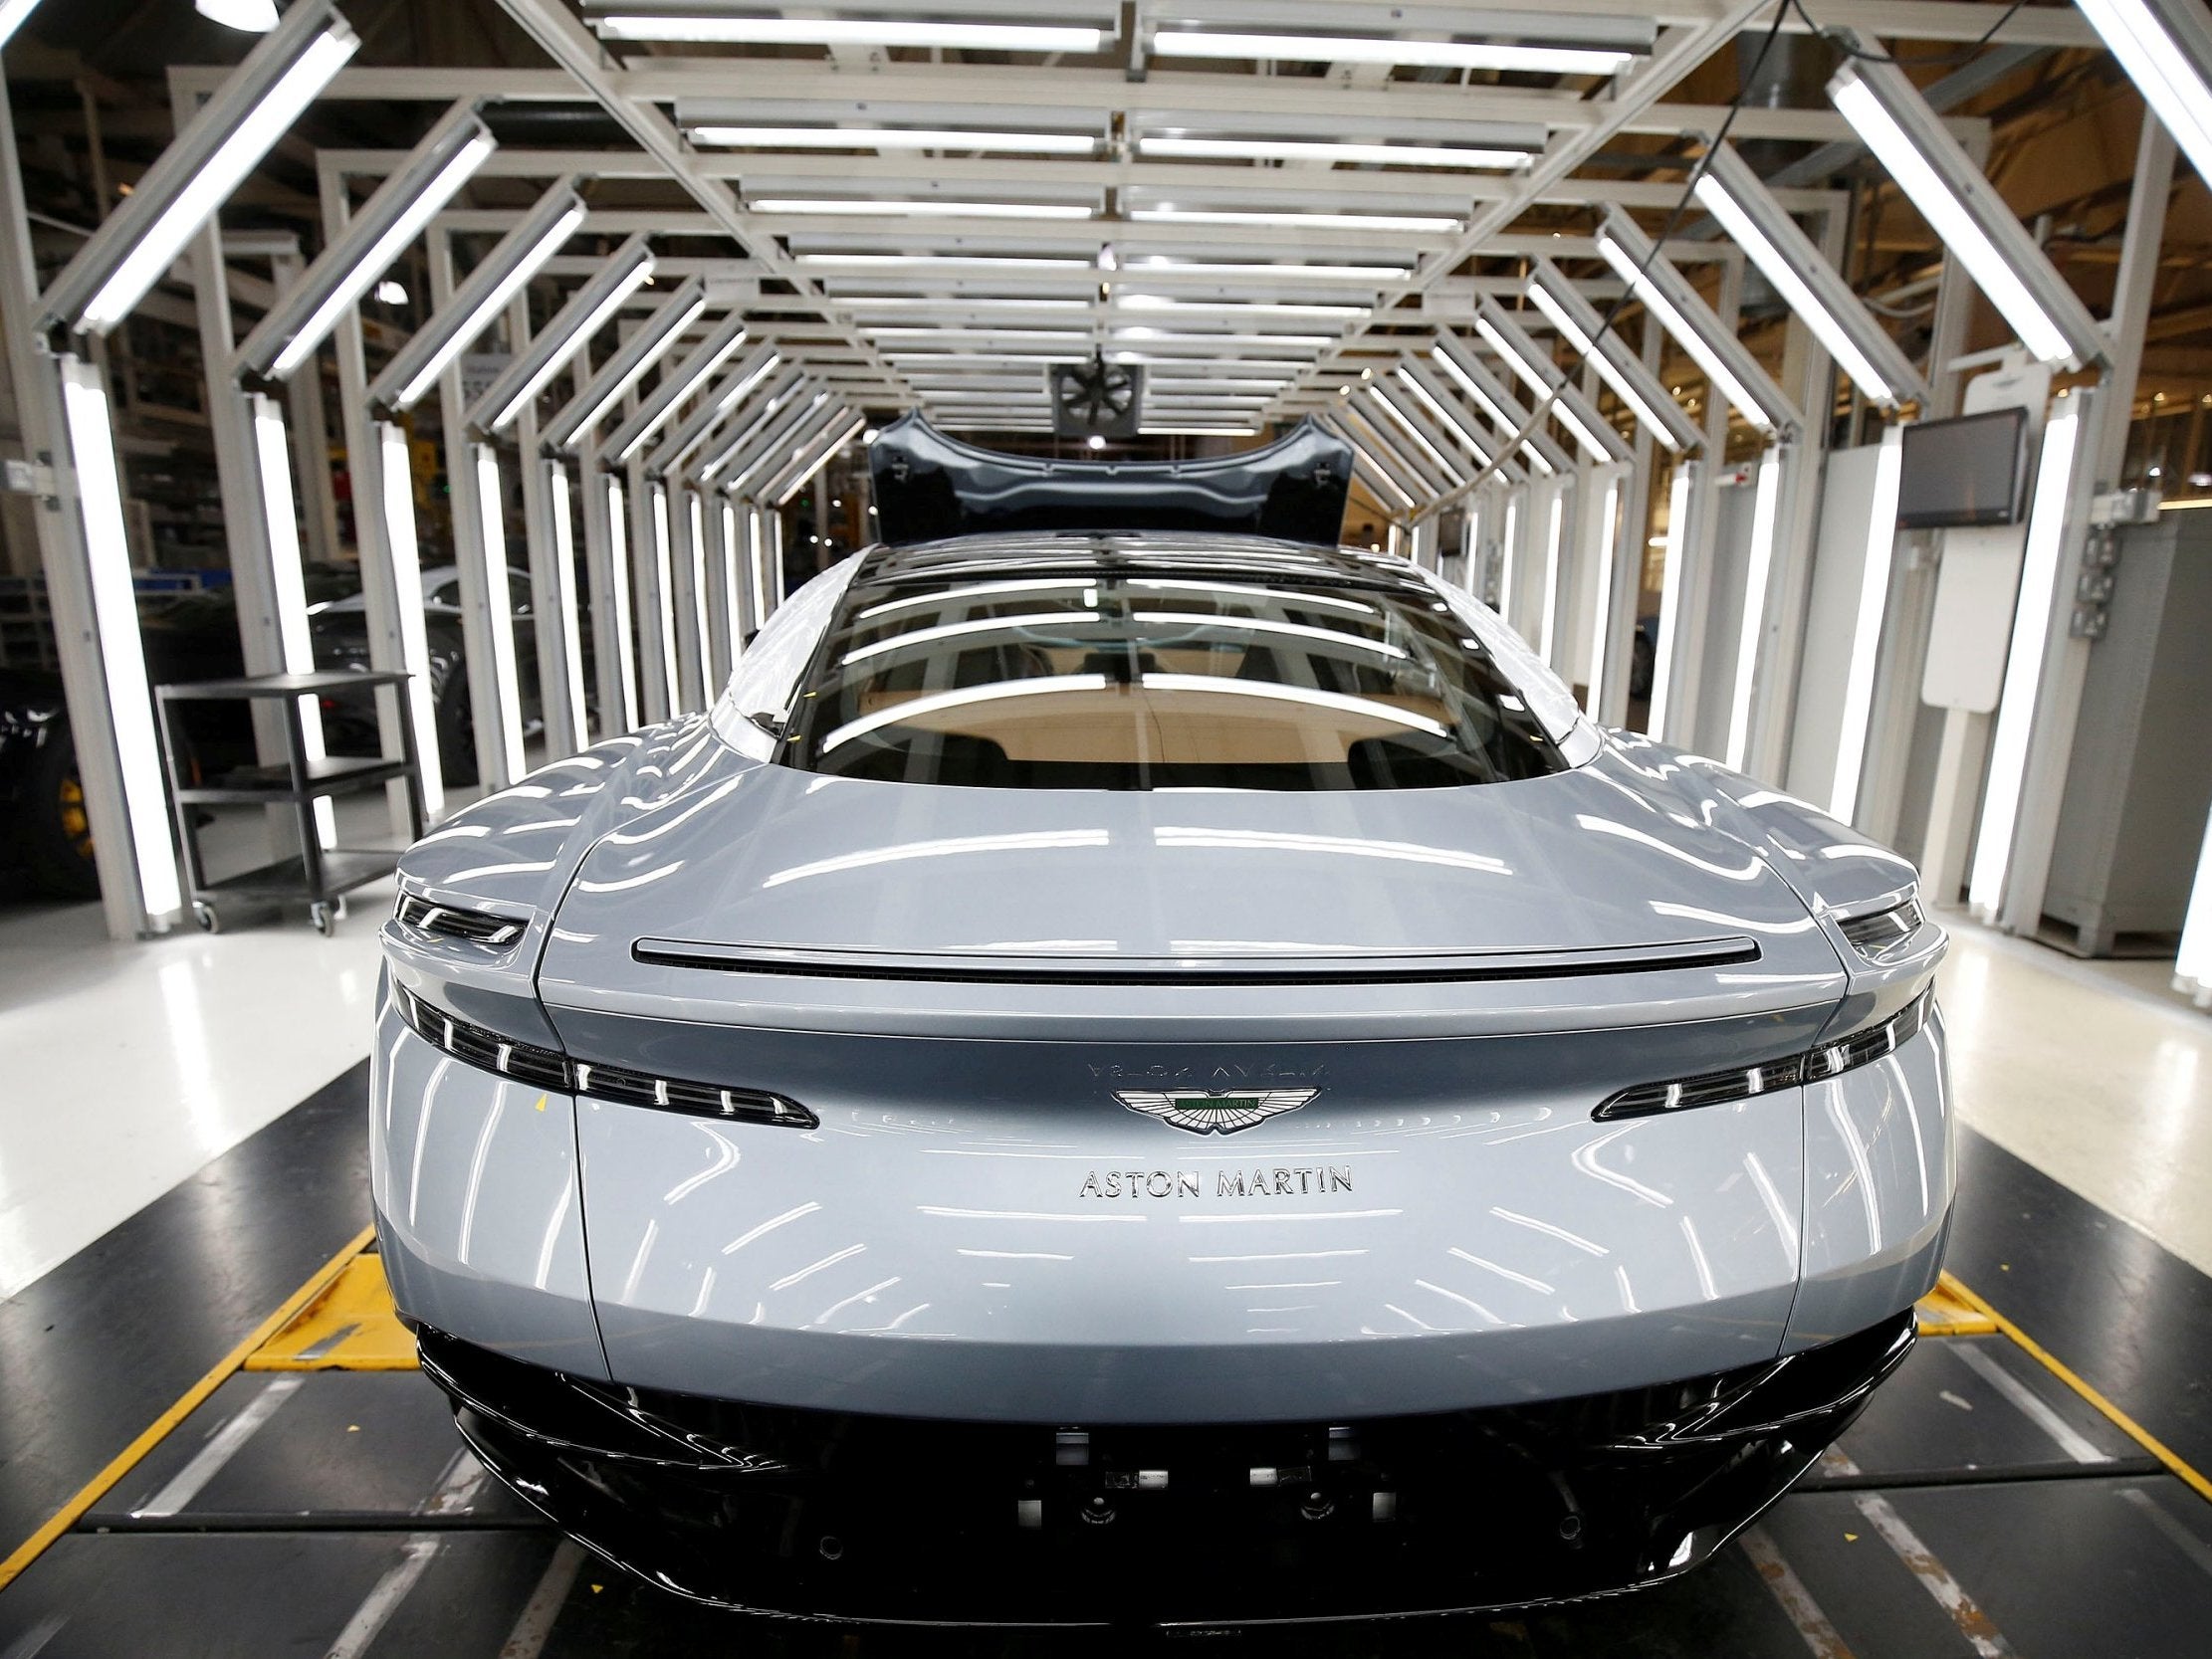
[
  {"x1": 369, "y1": 979, "x2": 607, "y2": 1378},
  {"x1": 1784, "y1": 1011, "x2": 1954, "y2": 1351}
]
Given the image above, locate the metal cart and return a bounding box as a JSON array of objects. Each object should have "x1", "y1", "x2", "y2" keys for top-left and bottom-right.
[{"x1": 156, "y1": 670, "x2": 425, "y2": 935}]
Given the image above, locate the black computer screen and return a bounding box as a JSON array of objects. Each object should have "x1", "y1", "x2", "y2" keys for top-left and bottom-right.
[{"x1": 1896, "y1": 408, "x2": 2030, "y2": 529}]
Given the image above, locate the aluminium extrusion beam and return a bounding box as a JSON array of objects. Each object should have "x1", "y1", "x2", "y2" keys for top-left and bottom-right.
[
  {"x1": 695, "y1": 366, "x2": 812, "y2": 487},
  {"x1": 1393, "y1": 357, "x2": 1528, "y2": 484},
  {"x1": 542, "y1": 276, "x2": 712, "y2": 454},
  {"x1": 484, "y1": 0, "x2": 912, "y2": 404},
  {"x1": 642, "y1": 344, "x2": 784, "y2": 480},
  {"x1": 666, "y1": 484, "x2": 709, "y2": 713},
  {"x1": 629, "y1": 464, "x2": 678, "y2": 725},
  {"x1": 1420, "y1": 338, "x2": 1577, "y2": 479},
  {"x1": 0, "y1": 75, "x2": 152, "y2": 937},
  {"x1": 599, "y1": 310, "x2": 752, "y2": 467},
  {"x1": 1361, "y1": 379, "x2": 1481, "y2": 492},
  {"x1": 717, "y1": 390, "x2": 837, "y2": 501},
  {"x1": 510, "y1": 286, "x2": 585, "y2": 759},
  {"x1": 762, "y1": 411, "x2": 866, "y2": 510},
  {"x1": 1335, "y1": 401, "x2": 1455, "y2": 503},
  {"x1": 1467, "y1": 299, "x2": 1635, "y2": 466},
  {"x1": 1314, "y1": 412, "x2": 1426, "y2": 518}
]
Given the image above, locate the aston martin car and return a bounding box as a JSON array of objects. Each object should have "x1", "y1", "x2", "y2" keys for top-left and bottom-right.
[{"x1": 370, "y1": 421, "x2": 1949, "y2": 1627}]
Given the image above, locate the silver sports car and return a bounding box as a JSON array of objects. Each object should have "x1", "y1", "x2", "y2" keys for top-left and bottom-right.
[{"x1": 371, "y1": 428, "x2": 1948, "y2": 1627}]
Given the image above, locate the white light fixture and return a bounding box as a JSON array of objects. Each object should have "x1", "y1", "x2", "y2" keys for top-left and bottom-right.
[
  {"x1": 1969, "y1": 395, "x2": 2092, "y2": 921},
  {"x1": 41, "y1": 3, "x2": 359, "y2": 335},
  {"x1": 1131, "y1": 206, "x2": 1459, "y2": 234},
  {"x1": 542, "y1": 276, "x2": 709, "y2": 453},
  {"x1": 468, "y1": 235, "x2": 657, "y2": 434},
  {"x1": 0, "y1": 0, "x2": 48, "y2": 50},
  {"x1": 236, "y1": 104, "x2": 496, "y2": 382},
  {"x1": 375, "y1": 422, "x2": 444, "y2": 818},
  {"x1": 57, "y1": 356, "x2": 180, "y2": 918},
  {"x1": 2176, "y1": 805, "x2": 2212, "y2": 1006},
  {"x1": 1427, "y1": 336, "x2": 1569, "y2": 476},
  {"x1": 600, "y1": 310, "x2": 752, "y2": 466},
  {"x1": 1499, "y1": 493, "x2": 1522, "y2": 627},
  {"x1": 197, "y1": 0, "x2": 279, "y2": 31},
  {"x1": 1830, "y1": 44, "x2": 2106, "y2": 368},
  {"x1": 249, "y1": 393, "x2": 335, "y2": 847},
  {"x1": 697, "y1": 366, "x2": 808, "y2": 486},
  {"x1": 719, "y1": 390, "x2": 832, "y2": 497},
  {"x1": 472, "y1": 445, "x2": 527, "y2": 779},
  {"x1": 603, "y1": 477, "x2": 640, "y2": 730},
  {"x1": 1148, "y1": 7, "x2": 1654, "y2": 77},
  {"x1": 1584, "y1": 473, "x2": 1624, "y2": 719},
  {"x1": 1692, "y1": 143, "x2": 1931, "y2": 410},
  {"x1": 1648, "y1": 462, "x2": 1698, "y2": 738},
  {"x1": 686, "y1": 491, "x2": 712, "y2": 701},
  {"x1": 1523, "y1": 260, "x2": 1703, "y2": 452},
  {"x1": 2075, "y1": 0, "x2": 2212, "y2": 189},
  {"x1": 647, "y1": 485, "x2": 682, "y2": 714},
  {"x1": 1538, "y1": 485, "x2": 1568, "y2": 662},
  {"x1": 643, "y1": 345, "x2": 782, "y2": 479},
  {"x1": 1364, "y1": 385, "x2": 1466, "y2": 486},
  {"x1": 587, "y1": 11, "x2": 1110, "y2": 53},
  {"x1": 367, "y1": 180, "x2": 587, "y2": 413},
  {"x1": 1135, "y1": 135, "x2": 1530, "y2": 169},
  {"x1": 374, "y1": 279, "x2": 408, "y2": 306},
  {"x1": 1125, "y1": 257, "x2": 1413, "y2": 281},
  {"x1": 1393, "y1": 364, "x2": 1499, "y2": 469},
  {"x1": 1470, "y1": 300, "x2": 1631, "y2": 466},
  {"x1": 692, "y1": 124, "x2": 1097, "y2": 153},
  {"x1": 1723, "y1": 448, "x2": 1787, "y2": 771},
  {"x1": 1595, "y1": 209, "x2": 1800, "y2": 436},
  {"x1": 793, "y1": 253, "x2": 1093, "y2": 273},
  {"x1": 1829, "y1": 424, "x2": 1905, "y2": 821},
  {"x1": 774, "y1": 413, "x2": 865, "y2": 508},
  {"x1": 750, "y1": 198, "x2": 1095, "y2": 219},
  {"x1": 546, "y1": 461, "x2": 589, "y2": 751},
  {"x1": 720, "y1": 498, "x2": 744, "y2": 669},
  {"x1": 1117, "y1": 294, "x2": 1366, "y2": 320}
]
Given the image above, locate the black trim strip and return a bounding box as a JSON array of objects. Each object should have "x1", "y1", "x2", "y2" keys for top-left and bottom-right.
[{"x1": 629, "y1": 935, "x2": 1762, "y2": 987}]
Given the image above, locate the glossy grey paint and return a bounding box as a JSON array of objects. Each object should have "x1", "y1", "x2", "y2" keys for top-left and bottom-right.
[{"x1": 368, "y1": 532, "x2": 1951, "y2": 1425}]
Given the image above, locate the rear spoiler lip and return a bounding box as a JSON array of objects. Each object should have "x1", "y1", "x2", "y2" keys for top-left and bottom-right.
[{"x1": 629, "y1": 934, "x2": 1762, "y2": 987}]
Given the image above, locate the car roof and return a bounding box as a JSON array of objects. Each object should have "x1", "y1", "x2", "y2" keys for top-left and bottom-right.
[{"x1": 854, "y1": 530, "x2": 1432, "y2": 593}]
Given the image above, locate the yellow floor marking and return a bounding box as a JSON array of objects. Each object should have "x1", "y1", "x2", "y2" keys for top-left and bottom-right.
[
  {"x1": 1945, "y1": 1274, "x2": 2212, "y2": 1506},
  {"x1": 244, "y1": 1254, "x2": 419, "y2": 1372},
  {"x1": 1914, "y1": 1273, "x2": 1999, "y2": 1337},
  {"x1": 0, "y1": 1224, "x2": 375, "y2": 1593}
]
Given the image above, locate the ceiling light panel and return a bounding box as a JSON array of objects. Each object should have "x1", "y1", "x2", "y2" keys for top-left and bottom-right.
[
  {"x1": 677, "y1": 98, "x2": 1105, "y2": 154},
  {"x1": 1147, "y1": 1, "x2": 1654, "y2": 76},
  {"x1": 584, "y1": 2, "x2": 1119, "y2": 54}
]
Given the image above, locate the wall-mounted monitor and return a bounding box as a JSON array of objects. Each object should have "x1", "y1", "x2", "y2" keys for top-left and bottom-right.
[{"x1": 1896, "y1": 407, "x2": 2030, "y2": 529}]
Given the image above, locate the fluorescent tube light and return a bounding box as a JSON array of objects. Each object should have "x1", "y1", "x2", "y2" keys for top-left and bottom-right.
[
  {"x1": 1428, "y1": 338, "x2": 1567, "y2": 476},
  {"x1": 542, "y1": 277, "x2": 709, "y2": 453},
  {"x1": 376, "y1": 421, "x2": 445, "y2": 818},
  {"x1": 2074, "y1": 0, "x2": 2212, "y2": 189},
  {"x1": 794, "y1": 254, "x2": 1093, "y2": 272},
  {"x1": 1829, "y1": 52, "x2": 2105, "y2": 368},
  {"x1": 1723, "y1": 447, "x2": 1786, "y2": 770},
  {"x1": 1470, "y1": 302, "x2": 1630, "y2": 465},
  {"x1": 1499, "y1": 494, "x2": 1522, "y2": 628},
  {"x1": 0, "y1": 0, "x2": 47, "y2": 49},
  {"x1": 604, "y1": 476, "x2": 639, "y2": 731},
  {"x1": 687, "y1": 491, "x2": 711, "y2": 702},
  {"x1": 368, "y1": 181, "x2": 587, "y2": 413},
  {"x1": 546, "y1": 461, "x2": 588, "y2": 751},
  {"x1": 1394, "y1": 365, "x2": 1498, "y2": 467},
  {"x1": 1649, "y1": 463, "x2": 1697, "y2": 738},
  {"x1": 58, "y1": 356, "x2": 179, "y2": 917},
  {"x1": 1131, "y1": 206, "x2": 1459, "y2": 234},
  {"x1": 1596, "y1": 209, "x2": 1799, "y2": 436},
  {"x1": 649, "y1": 485, "x2": 681, "y2": 714},
  {"x1": 1970, "y1": 396, "x2": 2090, "y2": 920},
  {"x1": 1136, "y1": 135, "x2": 1530, "y2": 169},
  {"x1": 45, "y1": 5, "x2": 359, "y2": 334},
  {"x1": 1364, "y1": 385, "x2": 1464, "y2": 484},
  {"x1": 1692, "y1": 144, "x2": 1930, "y2": 410},
  {"x1": 1538, "y1": 486, "x2": 1567, "y2": 662},
  {"x1": 473, "y1": 446, "x2": 527, "y2": 779},
  {"x1": 1523, "y1": 260, "x2": 1702, "y2": 452},
  {"x1": 1829, "y1": 424, "x2": 1904, "y2": 821},
  {"x1": 751, "y1": 199, "x2": 1094, "y2": 219},
  {"x1": 237, "y1": 105, "x2": 497, "y2": 381},
  {"x1": 1585, "y1": 473, "x2": 1623, "y2": 718},
  {"x1": 2177, "y1": 806, "x2": 2212, "y2": 1004},
  {"x1": 774, "y1": 413, "x2": 864, "y2": 508},
  {"x1": 249, "y1": 394, "x2": 335, "y2": 847},
  {"x1": 691, "y1": 125, "x2": 1097, "y2": 153},
  {"x1": 590, "y1": 16, "x2": 1107, "y2": 52},
  {"x1": 601, "y1": 311, "x2": 752, "y2": 466},
  {"x1": 470, "y1": 235, "x2": 657, "y2": 433},
  {"x1": 1151, "y1": 30, "x2": 1637, "y2": 76},
  {"x1": 721, "y1": 499, "x2": 743, "y2": 668}
]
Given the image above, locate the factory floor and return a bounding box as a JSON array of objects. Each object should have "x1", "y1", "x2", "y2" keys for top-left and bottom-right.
[{"x1": 2, "y1": 894, "x2": 2211, "y2": 1651}]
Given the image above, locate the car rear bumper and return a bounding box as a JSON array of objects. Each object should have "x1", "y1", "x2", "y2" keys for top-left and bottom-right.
[{"x1": 417, "y1": 1311, "x2": 1915, "y2": 1627}]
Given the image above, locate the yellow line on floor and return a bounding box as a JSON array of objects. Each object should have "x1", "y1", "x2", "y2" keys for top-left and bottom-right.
[
  {"x1": 244, "y1": 1253, "x2": 419, "y2": 1371},
  {"x1": 0, "y1": 1224, "x2": 376, "y2": 1593},
  {"x1": 1915, "y1": 1273, "x2": 1999, "y2": 1337},
  {"x1": 1946, "y1": 1273, "x2": 2212, "y2": 1507}
]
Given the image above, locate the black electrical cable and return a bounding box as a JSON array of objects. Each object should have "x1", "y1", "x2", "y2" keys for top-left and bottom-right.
[
  {"x1": 1796, "y1": 0, "x2": 2028, "y2": 68},
  {"x1": 1436, "y1": 0, "x2": 1794, "y2": 509}
]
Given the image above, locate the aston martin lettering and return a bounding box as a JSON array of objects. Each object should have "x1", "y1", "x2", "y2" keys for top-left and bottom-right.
[
  {"x1": 1076, "y1": 1167, "x2": 1356, "y2": 1200},
  {"x1": 1088, "y1": 1060, "x2": 1325, "y2": 1087},
  {"x1": 1113, "y1": 1088, "x2": 1320, "y2": 1135}
]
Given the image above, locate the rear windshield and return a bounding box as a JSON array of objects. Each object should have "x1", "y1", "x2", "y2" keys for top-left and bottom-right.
[{"x1": 780, "y1": 566, "x2": 1569, "y2": 791}]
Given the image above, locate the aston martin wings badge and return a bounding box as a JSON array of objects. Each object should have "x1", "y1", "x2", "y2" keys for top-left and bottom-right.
[{"x1": 1113, "y1": 1089, "x2": 1320, "y2": 1136}]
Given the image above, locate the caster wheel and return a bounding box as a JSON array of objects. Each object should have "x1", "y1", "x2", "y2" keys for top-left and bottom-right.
[
  {"x1": 194, "y1": 902, "x2": 220, "y2": 934},
  {"x1": 311, "y1": 902, "x2": 337, "y2": 937}
]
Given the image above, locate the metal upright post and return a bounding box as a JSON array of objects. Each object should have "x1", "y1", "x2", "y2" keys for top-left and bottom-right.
[
  {"x1": 431, "y1": 228, "x2": 519, "y2": 788},
  {"x1": 271, "y1": 249, "x2": 339, "y2": 567},
  {"x1": 628, "y1": 458, "x2": 674, "y2": 722},
  {"x1": 2002, "y1": 116, "x2": 2177, "y2": 935},
  {"x1": 665, "y1": 481, "x2": 704, "y2": 712},
  {"x1": 319, "y1": 154, "x2": 425, "y2": 833},
  {"x1": 0, "y1": 75, "x2": 158, "y2": 937},
  {"x1": 1669, "y1": 253, "x2": 1740, "y2": 755},
  {"x1": 512, "y1": 292, "x2": 580, "y2": 758}
]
